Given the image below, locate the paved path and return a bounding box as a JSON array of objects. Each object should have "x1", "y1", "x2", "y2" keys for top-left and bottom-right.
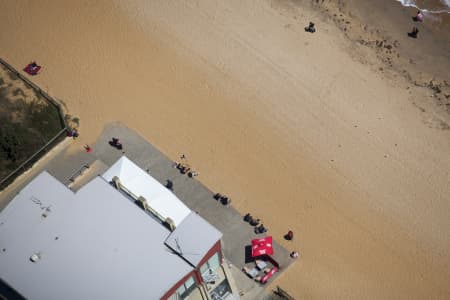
[{"x1": 0, "y1": 122, "x2": 295, "y2": 296}]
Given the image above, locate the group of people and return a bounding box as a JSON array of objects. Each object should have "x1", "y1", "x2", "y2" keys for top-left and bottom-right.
[
  {"x1": 284, "y1": 230, "x2": 300, "y2": 259},
  {"x1": 213, "y1": 193, "x2": 231, "y2": 206},
  {"x1": 303, "y1": 10, "x2": 424, "y2": 39},
  {"x1": 173, "y1": 154, "x2": 199, "y2": 177},
  {"x1": 409, "y1": 10, "x2": 424, "y2": 38},
  {"x1": 67, "y1": 129, "x2": 79, "y2": 139},
  {"x1": 243, "y1": 213, "x2": 267, "y2": 234},
  {"x1": 109, "y1": 137, "x2": 123, "y2": 150}
]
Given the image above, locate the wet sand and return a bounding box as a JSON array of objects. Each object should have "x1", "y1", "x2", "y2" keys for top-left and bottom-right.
[{"x1": 1, "y1": 0, "x2": 450, "y2": 299}]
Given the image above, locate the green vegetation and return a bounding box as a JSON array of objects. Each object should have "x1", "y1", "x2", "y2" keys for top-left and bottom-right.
[{"x1": 0, "y1": 70, "x2": 65, "y2": 182}]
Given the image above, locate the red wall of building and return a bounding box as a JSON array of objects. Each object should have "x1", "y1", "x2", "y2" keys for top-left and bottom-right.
[
  {"x1": 160, "y1": 240, "x2": 222, "y2": 300},
  {"x1": 161, "y1": 269, "x2": 198, "y2": 300},
  {"x1": 193, "y1": 240, "x2": 222, "y2": 284}
]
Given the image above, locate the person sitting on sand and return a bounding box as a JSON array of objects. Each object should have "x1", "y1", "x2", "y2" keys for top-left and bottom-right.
[
  {"x1": 285, "y1": 230, "x2": 294, "y2": 240},
  {"x1": 188, "y1": 171, "x2": 199, "y2": 178},
  {"x1": 249, "y1": 217, "x2": 260, "y2": 226},
  {"x1": 304, "y1": 22, "x2": 316, "y2": 33},
  {"x1": 255, "y1": 224, "x2": 267, "y2": 234},
  {"x1": 290, "y1": 251, "x2": 299, "y2": 259}
]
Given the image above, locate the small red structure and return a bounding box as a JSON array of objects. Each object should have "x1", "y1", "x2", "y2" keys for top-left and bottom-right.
[
  {"x1": 251, "y1": 236, "x2": 273, "y2": 257},
  {"x1": 23, "y1": 62, "x2": 41, "y2": 76}
]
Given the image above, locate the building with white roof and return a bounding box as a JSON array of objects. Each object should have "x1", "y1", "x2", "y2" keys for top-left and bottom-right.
[{"x1": 0, "y1": 157, "x2": 235, "y2": 300}]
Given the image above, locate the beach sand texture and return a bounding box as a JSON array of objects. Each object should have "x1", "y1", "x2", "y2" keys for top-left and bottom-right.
[{"x1": 1, "y1": 0, "x2": 450, "y2": 299}]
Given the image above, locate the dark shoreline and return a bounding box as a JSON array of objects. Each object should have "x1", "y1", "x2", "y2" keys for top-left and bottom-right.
[
  {"x1": 302, "y1": 0, "x2": 450, "y2": 112},
  {"x1": 346, "y1": 0, "x2": 450, "y2": 80}
]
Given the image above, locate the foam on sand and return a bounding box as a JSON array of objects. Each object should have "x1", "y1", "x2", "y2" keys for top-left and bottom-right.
[{"x1": 396, "y1": 0, "x2": 450, "y2": 13}]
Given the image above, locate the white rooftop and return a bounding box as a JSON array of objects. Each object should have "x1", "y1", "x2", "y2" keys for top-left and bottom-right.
[
  {"x1": 165, "y1": 212, "x2": 222, "y2": 267},
  {"x1": 0, "y1": 172, "x2": 193, "y2": 300},
  {"x1": 102, "y1": 156, "x2": 191, "y2": 226}
]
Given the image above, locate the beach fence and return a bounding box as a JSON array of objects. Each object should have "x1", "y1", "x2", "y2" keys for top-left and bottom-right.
[{"x1": 0, "y1": 57, "x2": 68, "y2": 191}]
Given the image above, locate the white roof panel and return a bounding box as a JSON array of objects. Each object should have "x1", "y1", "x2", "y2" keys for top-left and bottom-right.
[
  {"x1": 165, "y1": 212, "x2": 222, "y2": 267},
  {"x1": 102, "y1": 156, "x2": 191, "y2": 226},
  {"x1": 0, "y1": 172, "x2": 193, "y2": 300}
]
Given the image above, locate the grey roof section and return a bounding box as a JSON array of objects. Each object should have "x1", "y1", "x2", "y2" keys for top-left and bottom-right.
[
  {"x1": 0, "y1": 172, "x2": 193, "y2": 300},
  {"x1": 165, "y1": 212, "x2": 222, "y2": 267}
]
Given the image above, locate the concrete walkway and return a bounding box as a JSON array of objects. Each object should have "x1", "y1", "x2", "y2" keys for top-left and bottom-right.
[{"x1": 0, "y1": 122, "x2": 295, "y2": 296}]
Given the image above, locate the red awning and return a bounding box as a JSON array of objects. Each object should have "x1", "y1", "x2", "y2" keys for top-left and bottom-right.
[{"x1": 251, "y1": 236, "x2": 273, "y2": 257}]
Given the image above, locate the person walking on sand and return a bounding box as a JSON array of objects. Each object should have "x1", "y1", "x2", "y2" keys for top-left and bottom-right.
[{"x1": 408, "y1": 27, "x2": 419, "y2": 39}]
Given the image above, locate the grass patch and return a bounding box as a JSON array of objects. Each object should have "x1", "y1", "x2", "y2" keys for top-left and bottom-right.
[{"x1": 0, "y1": 69, "x2": 65, "y2": 183}]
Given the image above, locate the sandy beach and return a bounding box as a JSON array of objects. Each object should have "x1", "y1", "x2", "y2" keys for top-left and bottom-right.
[{"x1": 1, "y1": 0, "x2": 450, "y2": 299}]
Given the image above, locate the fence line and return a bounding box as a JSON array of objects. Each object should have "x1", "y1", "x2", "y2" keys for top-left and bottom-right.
[
  {"x1": 0, "y1": 128, "x2": 67, "y2": 189},
  {"x1": 0, "y1": 57, "x2": 67, "y2": 127},
  {"x1": 0, "y1": 58, "x2": 69, "y2": 190}
]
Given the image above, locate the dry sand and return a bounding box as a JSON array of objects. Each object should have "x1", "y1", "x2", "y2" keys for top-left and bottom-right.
[{"x1": 1, "y1": 0, "x2": 450, "y2": 299}]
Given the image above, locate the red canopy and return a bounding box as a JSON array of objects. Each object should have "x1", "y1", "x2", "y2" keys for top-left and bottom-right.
[{"x1": 251, "y1": 236, "x2": 273, "y2": 257}]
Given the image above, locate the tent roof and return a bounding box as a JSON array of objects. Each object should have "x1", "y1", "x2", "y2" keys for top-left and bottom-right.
[{"x1": 102, "y1": 156, "x2": 191, "y2": 226}]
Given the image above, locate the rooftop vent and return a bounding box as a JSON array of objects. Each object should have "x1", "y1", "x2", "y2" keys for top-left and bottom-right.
[
  {"x1": 30, "y1": 253, "x2": 41, "y2": 263},
  {"x1": 41, "y1": 206, "x2": 52, "y2": 219}
]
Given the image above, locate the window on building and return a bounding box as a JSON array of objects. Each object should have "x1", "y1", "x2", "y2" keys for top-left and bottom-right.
[
  {"x1": 174, "y1": 275, "x2": 196, "y2": 300},
  {"x1": 200, "y1": 252, "x2": 220, "y2": 275},
  {"x1": 200, "y1": 252, "x2": 221, "y2": 284}
]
